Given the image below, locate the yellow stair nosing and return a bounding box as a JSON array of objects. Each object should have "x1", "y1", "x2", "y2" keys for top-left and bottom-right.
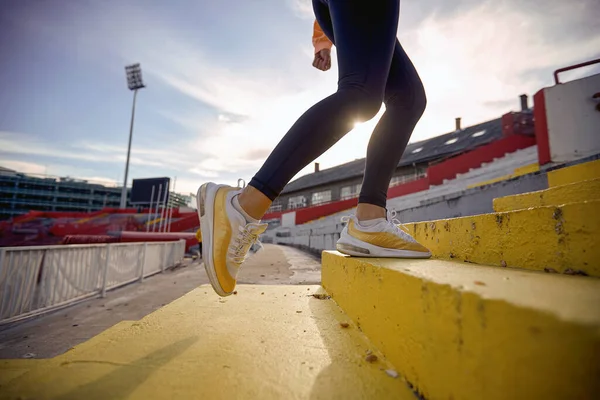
[
  {"x1": 493, "y1": 177, "x2": 600, "y2": 212},
  {"x1": 547, "y1": 158, "x2": 600, "y2": 187},
  {"x1": 322, "y1": 251, "x2": 600, "y2": 400},
  {"x1": 58, "y1": 320, "x2": 137, "y2": 359},
  {"x1": 467, "y1": 162, "x2": 540, "y2": 189},
  {"x1": 0, "y1": 285, "x2": 417, "y2": 400},
  {"x1": 403, "y1": 199, "x2": 600, "y2": 277}
]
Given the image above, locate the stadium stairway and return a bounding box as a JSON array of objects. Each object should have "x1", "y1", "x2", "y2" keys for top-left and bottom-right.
[
  {"x1": 262, "y1": 145, "x2": 541, "y2": 244},
  {"x1": 1, "y1": 160, "x2": 599, "y2": 399}
]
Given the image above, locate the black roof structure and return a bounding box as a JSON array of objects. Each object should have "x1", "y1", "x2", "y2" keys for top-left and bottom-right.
[{"x1": 281, "y1": 117, "x2": 503, "y2": 194}]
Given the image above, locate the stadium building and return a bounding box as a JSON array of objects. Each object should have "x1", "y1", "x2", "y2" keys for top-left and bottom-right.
[
  {"x1": 266, "y1": 94, "x2": 534, "y2": 218},
  {"x1": 0, "y1": 167, "x2": 131, "y2": 220}
]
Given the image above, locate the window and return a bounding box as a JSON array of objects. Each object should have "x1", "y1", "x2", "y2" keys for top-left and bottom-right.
[
  {"x1": 288, "y1": 195, "x2": 306, "y2": 209},
  {"x1": 389, "y1": 170, "x2": 427, "y2": 187},
  {"x1": 340, "y1": 184, "x2": 361, "y2": 200},
  {"x1": 472, "y1": 130, "x2": 486, "y2": 138},
  {"x1": 411, "y1": 147, "x2": 423, "y2": 154},
  {"x1": 311, "y1": 190, "x2": 331, "y2": 205},
  {"x1": 445, "y1": 138, "x2": 458, "y2": 145},
  {"x1": 267, "y1": 204, "x2": 282, "y2": 212},
  {"x1": 389, "y1": 175, "x2": 409, "y2": 187}
]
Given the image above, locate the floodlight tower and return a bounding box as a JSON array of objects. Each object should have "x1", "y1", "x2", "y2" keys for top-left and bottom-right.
[{"x1": 120, "y1": 63, "x2": 146, "y2": 209}]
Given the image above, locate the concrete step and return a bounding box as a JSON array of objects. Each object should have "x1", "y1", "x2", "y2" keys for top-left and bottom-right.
[
  {"x1": 493, "y1": 178, "x2": 600, "y2": 212},
  {"x1": 62, "y1": 320, "x2": 136, "y2": 355},
  {"x1": 402, "y1": 200, "x2": 599, "y2": 277},
  {"x1": 467, "y1": 162, "x2": 539, "y2": 189},
  {"x1": 0, "y1": 321, "x2": 138, "y2": 389},
  {"x1": 0, "y1": 285, "x2": 416, "y2": 400},
  {"x1": 322, "y1": 251, "x2": 600, "y2": 400},
  {"x1": 547, "y1": 158, "x2": 600, "y2": 187}
]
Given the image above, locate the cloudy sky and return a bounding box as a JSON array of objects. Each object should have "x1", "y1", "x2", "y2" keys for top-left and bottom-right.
[{"x1": 1, "y1": 0, "x2": 599, "y2": 195}]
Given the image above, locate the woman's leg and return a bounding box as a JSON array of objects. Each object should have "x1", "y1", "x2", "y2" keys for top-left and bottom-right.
[
  {"x1": 357, "y1": 40, "x2": 427, "y2": 214},
  {"x1": 241, "y1": 0, "x2": 401, "y2": 219}
]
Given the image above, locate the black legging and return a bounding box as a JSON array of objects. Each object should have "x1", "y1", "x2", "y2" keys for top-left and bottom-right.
[{"x1": 248, "y1": 0, "x2": 426, "y2": 208}]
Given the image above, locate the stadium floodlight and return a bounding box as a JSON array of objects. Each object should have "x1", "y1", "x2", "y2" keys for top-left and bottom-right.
[{"x1": 120, "y1": 63, "x2": 146, "y2": 209}]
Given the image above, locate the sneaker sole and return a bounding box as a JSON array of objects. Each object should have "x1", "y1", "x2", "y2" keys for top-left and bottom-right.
[
  {"x1": 197, "y1": 182, "x2": 230, "y2": 297},
  {"x1": 337, "y1": 234, "x2": 431, "y2": 259}
]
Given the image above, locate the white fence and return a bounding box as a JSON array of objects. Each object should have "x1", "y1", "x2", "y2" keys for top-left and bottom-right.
[{"x1": 0, "y1": 240, "x2": 185, "y2": 325}]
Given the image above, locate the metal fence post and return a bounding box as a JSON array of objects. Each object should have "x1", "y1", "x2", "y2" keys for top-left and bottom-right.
[
  {"x1": 0, "y1": 248, "x2": 5, "y2": 279},
  {"x1": 161, "y1": 243, "x2": 166, "y2": 273},
  {"x1": 0, "y1": 248, "x2": 5, "y2": 319},
  {"x1": 139, "y1": 243, "x2": 147, "y2": 283},
  {"x1": 101, "y1": 244, "x2": 111, "y2": 298}
]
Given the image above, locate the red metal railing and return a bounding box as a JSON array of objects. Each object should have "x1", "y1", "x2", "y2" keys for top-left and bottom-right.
[{"x1": 554, "y1": 58, "x2": 600, "y2": 84}]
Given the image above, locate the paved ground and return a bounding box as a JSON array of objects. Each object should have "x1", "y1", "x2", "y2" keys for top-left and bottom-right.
[{"x1": 0, "y1": 244, "x2": 320, "y2": 359}]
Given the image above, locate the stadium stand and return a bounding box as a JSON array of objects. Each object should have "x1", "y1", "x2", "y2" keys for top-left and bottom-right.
[{"x1": 2, "y1": 61, "x2": 599, "y2": 400}]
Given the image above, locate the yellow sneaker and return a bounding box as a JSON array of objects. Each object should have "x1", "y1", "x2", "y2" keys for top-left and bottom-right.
[
  {"x1": 336, "y1": 211, "x2": 431, "y2": 258},
  {"x1": 197, "y1": 182, "x2": 267, "y2": 296}
]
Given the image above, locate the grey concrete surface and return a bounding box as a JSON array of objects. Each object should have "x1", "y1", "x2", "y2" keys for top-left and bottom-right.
[{"x1": 0, "y1": 244, "x2": 320, "y2": 359}]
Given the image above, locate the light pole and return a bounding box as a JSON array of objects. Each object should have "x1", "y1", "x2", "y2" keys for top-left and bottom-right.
[{"x1": 120, "y1": 63, "x2": 146, "y2": 209}]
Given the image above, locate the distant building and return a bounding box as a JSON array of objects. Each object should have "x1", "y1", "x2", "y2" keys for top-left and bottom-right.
[
  {"x1": 168, "y1": 192, "x2": 192, "y2": 209},
  {"x1": 0, "y1": 168, "x2": 191, "y2": 220},
  {"x1": 0, "y1": 168, "x2": 131, "y2": 220}
]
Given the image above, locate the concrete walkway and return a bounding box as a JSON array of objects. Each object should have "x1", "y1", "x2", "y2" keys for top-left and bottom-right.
[
  {"x1": 0, "y1": 245, "x2": 320, "y2": 359},
  {"x1": 0, "y1": 284, "x2": 413, "y2": 400}
]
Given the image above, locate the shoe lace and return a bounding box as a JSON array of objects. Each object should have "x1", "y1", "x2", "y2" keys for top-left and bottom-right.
[
  {"x1": 388, "y1": 209, "x2": 410, "y2": 236},
  {"x1": 341, "y1": 211, "x2": 409, "y2": 234},
  {"x1": 229, "y1": 224, "x2": 264, "y2": 266}
]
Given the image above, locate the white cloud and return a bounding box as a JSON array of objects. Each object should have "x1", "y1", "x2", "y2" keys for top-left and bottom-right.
[
  {"x1": 4, "y1": 0, "x2": 599, "y2": 197},
  {"x1": 403, "y1": 0, "x2": 600, "y2": 139},
  {"x1": 0, "y1": 160, "x2": 46, "y2": 175},
  {"x1": 288, "y1": 0, "x2": 315, "y2": 20},
  {"x1": 77, "y1": 176, "x2": 119, "y2": 187}
]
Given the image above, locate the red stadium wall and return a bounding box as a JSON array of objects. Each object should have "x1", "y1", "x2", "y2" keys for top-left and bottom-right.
[
  {"x1": 426, "y1": 134, "x2": 536, "y2": 185},
  {"x1": 271, "y1": 133, "x2": 537, "y2": 225},
  {"x1": 295, "y1": 198, "x2": 359, "y2": 225},
  {"x1": 533, "y1": 89, "x2": 551, "y2": 165},
  {"x1": 387, "y1": 177, "x2": 429, "y2": 198}
]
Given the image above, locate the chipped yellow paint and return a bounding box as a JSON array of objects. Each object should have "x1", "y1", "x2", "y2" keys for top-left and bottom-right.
[
  {"x1": 0, "y1": 286, "x2": 415, "y2": 400},
  {"x1": 403, "y1": 200, "x2": 600, "y2": 277},
  {"x1": 513, "y1": 162, "x2": 540, "y2": 175},
  {"x1": 0, "y1": 359, "x2": 47, "y2": 388},
  {"x1": 494, "y1": 178, "x2": 600, "y2": 212},
  {"x1": 467, "y1": 163, "x2": 539, "y2": 188},
  {"x1": 322, "y1": 251, "x2": 600, "y2": 400},
  {"x1": 548, "y1": 158, "x2": 600, "y2": 187}
]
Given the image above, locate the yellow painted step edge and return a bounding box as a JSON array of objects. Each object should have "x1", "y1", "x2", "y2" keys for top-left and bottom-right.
[
  {"x1": 467, "y1": 162, "x2": 539, "y2": 189},
  {"x1": 403, "y1": 200, "x2": 600, "y2": 277},
  {"x1": 548, "y1": 158, "x2": 600, "y2": 187},
  {"x1": 494, "y1": 177, "x2": 600, "y2": 212},
  {"x1": 0, "y1": 286, "x2": 417, "y2": 400},
  {"x1": 322, "y1": 251, "x2": 600, "y2": 400},
  {"x1": 0, "y1": 321, "x2": 137, "y2": 379}
]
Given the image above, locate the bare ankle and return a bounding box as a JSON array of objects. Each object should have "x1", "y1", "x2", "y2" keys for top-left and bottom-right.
[
  {"x1": 237, "y1": 185, "x2": 272, "y2": 220},
  {"x1": 356, "y1": 203, "x2": 386, "y2": 221}
]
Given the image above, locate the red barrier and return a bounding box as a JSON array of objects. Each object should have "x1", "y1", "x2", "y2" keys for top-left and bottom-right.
[
  {"x1": 387, "y1": 177, "x2": 429, "y2": 198},
  {"x1": 118, "y1": 231, "x2": 198, "y2": 252},
  {"x1": 262, "y1": 210, "x2": 285, "y2": 221},
  {"x1": 118, "y1": 231, "x2": 196, "y2": 241},
  {"x1": 533, "y1": 89, "x2": 551, "y2": 165},
  {"x1": 167, "y1": 213, "x2": 199, "y2": 232},
  {"x1": 62, "y1": 232, "x2": 197, "y2": 252},
  {"x1": 426, "y1": 134, "x2": 536, "y2": 185},
  {"x1": 63, "y1": 235, "x2": 118, "y2": 244},
  {"x1": 295, "y1": 197, "x2": 359, "y2": 225}
]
